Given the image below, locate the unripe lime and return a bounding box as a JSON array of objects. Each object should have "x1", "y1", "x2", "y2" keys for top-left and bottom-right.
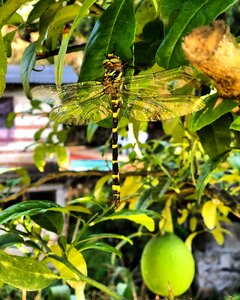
[{"x1": 141, "y1": 233, "x2": 195, "y2": 297}]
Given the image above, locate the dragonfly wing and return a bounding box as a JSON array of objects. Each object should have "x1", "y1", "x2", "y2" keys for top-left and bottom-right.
[
  {"x1": 32, "y1": 82, "x2": 112, "y2": 125},
  {"x1": 122, "y1": 67, "x2": 205, "y2": 121},
  {"x1": 122, "y1": 93, "x2": 205, "y2": 121}
]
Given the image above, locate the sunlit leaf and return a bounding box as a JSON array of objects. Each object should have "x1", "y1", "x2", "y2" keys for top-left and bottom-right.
[
  {"x1": 97, "y1": 210, "x2": 155, "y2": 232},
  {"x1": 55, "y1": 144, "x2": 69, "y2": 169},
  {"x1": 202, "y1": 200, "x2": 217, "y2": 230},
  {"x1": 80, "y1": 242, "x2": 122, "y2": 257},
  {"x1": 50, "y1": 244, "x2": 87, "y2": 291},
  {"x1": 0, "y1": 200, "x2": 61, "y2": 224},
  {"x1": 185, "y1": 231, "x2": 202, "y2": 251},
  {"x1": 0, "y1": 250, "x2": 59, "y2": 290},
  {"x1": 159, "y1": 198, "x2": 173, "y2": 234},
  {"x1": 0, "y1": 32, "x2": 7, "y2": 96}
]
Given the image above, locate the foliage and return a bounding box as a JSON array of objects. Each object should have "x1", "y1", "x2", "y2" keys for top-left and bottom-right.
[{"x1": 0, "y1": 0, "x2": 240, "y2": 299}]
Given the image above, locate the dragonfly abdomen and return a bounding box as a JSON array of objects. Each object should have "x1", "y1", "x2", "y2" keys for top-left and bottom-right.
[{"x1": 103, "y1": 54, "x2": 124, "y2": 206}]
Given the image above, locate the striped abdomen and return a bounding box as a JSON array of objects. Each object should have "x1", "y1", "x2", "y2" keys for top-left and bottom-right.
[{"x1": 103, "y1": 54, "x2": 124, "y2": 206}]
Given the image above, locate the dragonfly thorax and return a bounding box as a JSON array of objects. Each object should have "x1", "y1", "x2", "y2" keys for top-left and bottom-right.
[{"x1": 103, "y1": 54, "x2": 123, "y2": 82}]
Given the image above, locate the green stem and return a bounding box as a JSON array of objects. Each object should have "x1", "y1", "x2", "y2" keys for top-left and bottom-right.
[{"x1": 49, "y1": 254, "x2": 123, "y2": 300}]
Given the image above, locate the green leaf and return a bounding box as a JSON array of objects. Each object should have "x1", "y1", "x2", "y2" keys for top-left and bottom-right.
[
  {"x1": 48, "y1": 285, "x2": 71, "y2": 300},
  {"x1": 79, "y1": 0, "x2": 136, "y2": 82},
  {"x1": 55, "y1": 0, "x2": 96, "y2": 85},
  {"x1": 20, "y1": 42, "x2": 37, "y2": 99},
  {"x1": 33, "y1": 144, "x2": 47, "y2": 172},
  {"x1": 38, "y1": 1, "x2": 62, "y2": 43},
  {"x1": 0, "y1": 0, "x2": 32, "y2": 28},
  {"x1": 55, "y1": 144, "x2": 69, "y2": 169},
  {"x1": 87, "y1": 124, "x2": 99, "y2": 143},
  {"x1": 135, "y1": 0, "x2": 160, "y2": 35},
  {"x1": 5, "y1": 111, "x2": 16, "y2": 128},
  {"x1": 3, "y1": 29, "x2": 17, "y2": 57},
  {"x1": 7, "y1": 12, "x2": 24, "y2": 25},
  {"x1": 0, "y1": 233, "x2": 24, "y2": 249},
  {"x1": 81, "y1": 242, "x2": 122, "y2": 257},
  {"x1": 31, "y1": 211, "x2": 64, "y2": 234},
  {"x1": 47, "y1": 4, "x2": 81, "y2": 39},
  {"x1": 190, "y1": 94, "x2": 238, "y2": 131},
  {"x1": 0, "y1": 250, "x2": 59, "y2": 290},
  {"x1": 196, "y1": 153, "x2": 228, "y2": 203},
  {"x1": 0, "y1": 200, "x2": 61, "y2": 224},
  {"x1": 230, "y1": 116, "x2": 240, "y2": 131},
  {"x1": 156, "y1": 0, "x2": 237, "y2": 68},
  {"x1": 76, "y1": 233, "x2": 133, "y2": 246},
  {"x1": 197, "y1": 114, "x2": 232, "y2": 159},
  {"x1": 95, "y1": 210, "x2": 156, "y2": 232},
  {"x1": 0, "y1": 32, "x2": 7, "y2": 96},
  {"x1": 15, "y1": 167, "x2": 31, "y2": 185},
  {"x1": 27, "y1": 0, "x2": 55, "y2": 24},
  {"x1": 34, "y1": 127, "x2": 45, "y2": 141},
  {"x1": 50, "y1": 245, "x2": 87, "y2": 292}
]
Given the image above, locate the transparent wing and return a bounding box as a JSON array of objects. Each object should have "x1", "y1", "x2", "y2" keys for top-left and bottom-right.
[
  {"x1": 122, "y1": 67, "x2": 205, "y2": 121},
  {"x1": 32, "y1": 82, "x2": 112, "y2": 125}
]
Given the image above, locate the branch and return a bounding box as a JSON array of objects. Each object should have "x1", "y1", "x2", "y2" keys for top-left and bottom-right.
[
  {"x1": 0, "y1": 169, "x2": 169, "y2": 203},
  {"x1": 36, "y1": 44, "x2": 86, "y2": 60},
  {"x1": 182, "y1": 20, "x2": 240, "y2": 98}
]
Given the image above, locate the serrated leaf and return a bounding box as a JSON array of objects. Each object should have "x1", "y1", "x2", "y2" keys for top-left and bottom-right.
[
  {"x1": 156, "y1": 0, "x2": 237, "y2": 68},
  {"x1": 20, "y1": 42, "x2": 37, "y2": 99},
  {"x1": 96, "y1": 210, "x2": 155, "y2": 232},
  {"x1": 0, "y1": 250, "x2": 59, "y2": 290},
  {"x1": 202, "y1": 200, "x2": 217, "y2": 230},
  {"x1": 0, "y1": 200, "x2": 61, "y2": 224}
]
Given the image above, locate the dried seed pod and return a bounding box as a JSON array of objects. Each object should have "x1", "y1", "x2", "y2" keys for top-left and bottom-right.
[{"x1": 182, "y1": 20, "x2": 240, "y2": 98}]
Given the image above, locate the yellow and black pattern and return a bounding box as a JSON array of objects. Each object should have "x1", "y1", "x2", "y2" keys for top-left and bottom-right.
[
  {"x1": 102, "y1": 54, "x2": 124, "y2": 205},
  {"x1": 32, "y1": 54, "x2": 205, "y2": 206}
]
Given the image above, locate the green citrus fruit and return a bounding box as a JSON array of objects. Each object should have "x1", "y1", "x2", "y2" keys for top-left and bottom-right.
[{"x1": 141, "y1": 233, "x2": 195, "y2": 297}]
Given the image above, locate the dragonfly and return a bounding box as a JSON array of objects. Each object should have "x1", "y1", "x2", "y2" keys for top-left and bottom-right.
[{"x1": 32, "y1": 54, "x2": 205, "y2": 206}]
